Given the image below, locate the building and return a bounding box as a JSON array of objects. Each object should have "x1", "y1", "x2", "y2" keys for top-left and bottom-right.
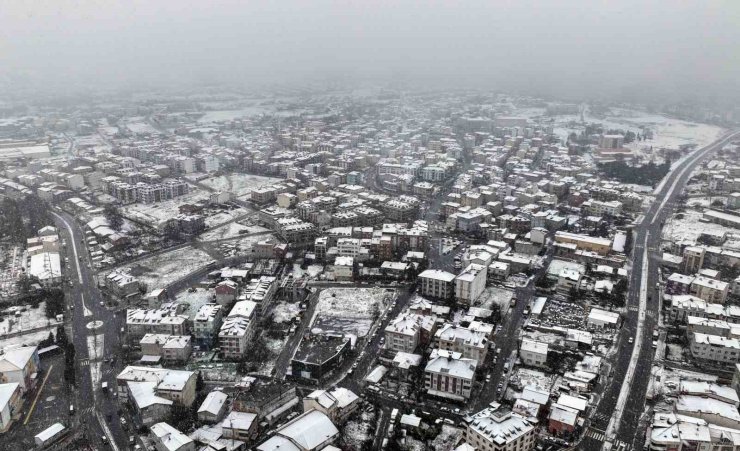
[
  {"x1": 116, "y1": 366, "x2": 197, "y2": 407},
  {"x1": 555, "y1": 231, "x2": 612, "y2": 256},
  {"x1": 0, "y1": 383, "x2": 21, "y2": 432},
  {"x1": 221, "y1": 411, "x2": 259, "y2": 442},
  {"x1": 691, "y1": 275, "x2": 729, "y2": 304},
  {"x1": 150, "y1": 422, "x2": 195, "y2": 451},
  {"x1": 215, "y1": 280, "x2": 238, "y2": 306},
  {"x1": 520, "y1": 338, "x2": 548, "y2": 368},
  {"x1": 0, "y1": 346, "x2": 39, "y2": 393},
  {"x1": 302, "y1": 387, "x2": 360, "y2": 424},
  {"x1": 648, "y1": 412, "x2": 740, "y2": 451},
  {"x1": 690, "y1": 332, "x2": 740, "y2": 366},
  {"x1": 197, "y1": 391, "x2": 228, "y2": 423},
  {"x1": 256, "y1": 409, "x2": 339, "y2": 451},
  {"x1": 291, "y1": 335, "x2": 352, "y2": 383},
  {"x1": 465, "y1": 407, "x2": 536, "y2": 451},
  {"x1": 418, "y1": 269, "x2": 456, "y2": 300},
  {"x1": 219, "y1": 316, "x2": 255, "y2": 359},
  {"x1": 455, "y1": 263, "x2": 487, "y2": 305},
  {"x1": 683, "y1": 246, "x2": 706, "y2": 273},
  {"x1": 435, "y1": 324, "x2": 488, "y2": 363},
  {"x1": 193, "y1": 304, "x2": 223, "y2": 350},
  {"x1": 424, "y1": 351, "x2": 477, "y2": 401},
  {"x1": 139, "y1": 334, "x2": 192, "y2": 363}
]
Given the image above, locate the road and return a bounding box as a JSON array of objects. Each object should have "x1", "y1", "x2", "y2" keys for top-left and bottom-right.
[
  {"x1": 53, "y1": 210, "x2": 127, "y2": 450},
  {"x1": 579, "y1": 130, "x2": 740, "y2": 451}
]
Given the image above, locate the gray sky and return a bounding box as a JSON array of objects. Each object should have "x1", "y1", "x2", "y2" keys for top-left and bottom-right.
[{"x1": 2, "y1": 0, "x2": 739, "y2": 102}]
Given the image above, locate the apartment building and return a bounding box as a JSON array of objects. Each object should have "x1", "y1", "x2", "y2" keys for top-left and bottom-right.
[
  {"x1": 192, "y1": 304, "x2": 223, "y2": 350},
  {"x1": 690, "y1": 332, "x2": 740, "y2": 365},
  {"x1": 435, "y1": 324, "x2": 488, "y2": 363},
  {"x1": 691, "y1": 275, "x2": 730, "y2": 304},
  {"x1": 424, "y1": 351, "x2": 477, "y2": 401},
  {"x1": 418, "y1": 269, "x2": 456, "y2": 300},
  {"x1": 218, "y1": 316, "x2": 255, "y2": 360},
  {"x1": 455, "y1": 263, "x2": 487, "y2": 305},
  {"x1": 465, "y1": 408, "x2": 536, "y2": 451}
]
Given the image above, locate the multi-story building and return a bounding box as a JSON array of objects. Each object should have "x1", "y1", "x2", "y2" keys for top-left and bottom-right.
[
  {"x1": 520, "y1": 338, "x2": 549, "y2": 368},
  {"x1": 691, "y1": 276, "x2": 729, "y2": 304},
  {"x1": 116, "y1": 366, "x2": 197, "y2": 407},
  {"x1": 418, "y1": 269, "x2": 456, "y2": 300},
  {"x1": 435, "y1": 324, "x2": 488, "y2": 363},
  {"x1": 690, "y1": 332, "x2": 740, "y2": 366},
  {"x1": 683, "y1": 246, "x2": 706, "y2": 273},
  {"x1": 455, "y1": 263, "x2": 487, "y2": 304},
  {"x1": 424, "y1": 351, "x2": 477, "y2": 401},
  {"x1": 193, "y1": 304, "x2": 223, "y2": 350},
  {"x1": 464, "y1": 408, "x2": 536, "y2": 451},
  {"x1": 554, "y1": 231, "x2": 612, "y2": 256},
  {"x1": 219, "y1": 316, "x2": 255, "y2": 360},
  {"x1": 582, "y1": 199, "x2": 623, "y2": 217}
]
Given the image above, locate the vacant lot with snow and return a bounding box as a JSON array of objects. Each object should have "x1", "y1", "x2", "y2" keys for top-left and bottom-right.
[
  {"x1": 201, "y1": 173, "x2": 282, "y2": 198},
  {"x1": 109, "y1": 245, "x2": 213, "y2": 291},
  {"x1": 662, "y1": 209, "x2": 739, "y2": 244},
  {"x1": 310, "y1": 288, "x2": 395, "y2": 338}
]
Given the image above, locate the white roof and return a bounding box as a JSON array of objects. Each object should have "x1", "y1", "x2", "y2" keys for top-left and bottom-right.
[
  {"x1": 0, "y1": 346, "x2": 37, "y2": 371},
  {"x1": 221, "y1": 411, "x2": 257, "y2": 431},
  {"x1": 28, "y1": 252, "x2": 61, "y2": 281},
  {"x1": 520, "y1": 338, "x2": 548, "y2": 355},
  {"x1": 425, "y1": 354, "x2": 476, "y2": 379},
  {"x1": 198, "y1": 391, "x2": 228, "y2": 415},
  {"x1": 364, "y1": 365, "x2": 388, "y2": 384},
  {"x1": 151, "y1": 422, "x2": 194, "y2": 451},
  {"x1": 400, "y1": 414, "x2": 422, "y2": 427},
  {"x1": 263, "y1": 409, "x2": 338, "y2": 451},
  {"x1": 556, "y1": 394, "x2": 588, "y2": 412},
  {"x1": 419, "y1": 269, "x2": 456, "y2": 282},
  {"x1": 0, "y1": 382, "x2": 19, "y2": 409},
  {"x1": 35, "y1": 422, "x2": 65, "y2": 442},
  {"x1": 677, "y1": 395, "x2": 740, "y2": 422},
  {"x1": 549, "y1": 403, "x2": 579, "y2": 426},
  {"x1": 588, "y1": 308, "x2": 620, "y2": 324}
]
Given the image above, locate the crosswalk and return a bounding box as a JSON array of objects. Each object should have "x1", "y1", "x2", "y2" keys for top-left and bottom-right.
[
  {"x1": 583, "y1": 429, "x2": 633, "y2": 451},
  {"x1": 585, "y1": 427, "x2": 607, "y2": 441},
  {"x1": 79, "y1": 358, "x2": 90, "y2": 367}
]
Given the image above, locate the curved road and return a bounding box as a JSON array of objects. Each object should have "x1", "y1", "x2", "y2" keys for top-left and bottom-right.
[{"x1": 579, "y1": 129, "x2": 740, "y2": 451}]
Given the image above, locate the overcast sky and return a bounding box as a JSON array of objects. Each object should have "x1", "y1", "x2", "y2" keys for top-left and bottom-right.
[{"x1": 2, "y1": 0, "x2": 739, "y2": 102}]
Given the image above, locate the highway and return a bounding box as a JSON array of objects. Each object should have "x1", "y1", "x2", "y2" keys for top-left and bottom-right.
[{"x1": 578, "y1": 129, "x2": 740, "y2": 451}]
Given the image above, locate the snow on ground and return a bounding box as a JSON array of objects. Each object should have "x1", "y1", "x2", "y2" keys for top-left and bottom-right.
[
  {"x1": 203, "y1": 208, "x2": 251, "y2": 228},
  {"x1": 230, "y1": 234, "x2": 276, "y2": 255},
  {"x1": 342, "y1": 411, "x2": 376, "y2": 450},
  {"x1": 476, "y1": 286, "x2": 515, "y2": 312},
  {"x1": 272, "y1": 301, "x2": 301, "y2": 324},
  {"x1": 111, "y1": 245, "x2": 213, "y2": 290},
  {"x1": 0, "y1": 302, "x2": 57, "y2": 335},
  {"x1": 311, "y1": 288, "x2": 394, "y2": 338},
  {"x1": 0, "y1": 328, "x2": 54, "y2": 351},
  {"x1": 511, "y1": 367, "x2": 555, "y2": 392},
  {"x1": 201, "y1": 173, "x2": 282, "y2": 198},
  {"x1": 665, "y1": 344, "x2": 685, "y2": 362},
  {"x1": 291, "y1": 263, "x2": 325, "y2": 279},
  {"x1": 662, "y1": 209, "x2": 739, "y2": 243},
  {"x1": 254, "y1": 335, "x2": 288, "y2": 376},
  {"x1": 200, "y1": 222, "x2": 268, "y2": 242},
  {"x1": 431, "y1": 425, "x2": 464, "y2": 451},
  {"x1": 122, "y1": 188, "x2": 210, "y2": 227},
  {"x1": 174, "y1": 289, "x2": 213, "y2": 320}
]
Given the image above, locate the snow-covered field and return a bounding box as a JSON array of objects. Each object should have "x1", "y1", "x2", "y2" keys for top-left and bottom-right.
[
  {"x1": 342, "y1": 411, "x2": 376, "y2": 450},
  {"x1": 201, "y1": 173, "x2": 282, "y2": 198},
  {"x1": 111, "y1": 245, "x2": 213, "y2": 290},
  {"x1": 231, "y1": 234, "x2": 275, "y2": 255},
  {"x1": 122, "y1": 188, "x2": 210, "y2": 227},
  {"x1": 0, "y1": 302, "x2": 57, "y2": 335},
  {"x1": 662, "y1": 209, "x2": 739, "y2": 243},
  {"x1": 199, "y1": 222, "x2": 268, "y2": 242},
  {"x1": 310, "y1": 288, "x2": 394, "y2": 338},
  {"x1": 254, "y1": 335, "x2": 288, "y2": 376},
  {"x1": 203, "y1": 208, "x2": 251, "y2": 228},
  {"x1": 476, "y1": 286, "x2": 515, "y2": 312}
]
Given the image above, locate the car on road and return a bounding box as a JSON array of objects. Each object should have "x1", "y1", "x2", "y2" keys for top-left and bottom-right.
[{"x1": 628, "y1": 337, "x2": 634, "y2": 344}]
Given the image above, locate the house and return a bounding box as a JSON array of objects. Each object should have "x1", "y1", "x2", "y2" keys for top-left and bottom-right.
[
  {"x1": 587, "y1": 308, "x2": 620, "y2": 329},
  {"x1": 128, "y1": 381, "x2": 174, "y2": 426},
  {"x1": 0, "y1": 346, "x2": 39, "y2": 393},
  {"x1": 197, "y1": 391, "x2": 228, "y2": 423},
  {"x1": 0, "y1": 383, "x2": 21, "y2": 432},
  {"x1": 221, "y1": 411, "x2": 259, "y2": 442},
  {"x1": 150, "y1": 422, "x2": 195, "y2": 451},
  {"x1": 548, "y1": 403, "x2": 579, "y2": 435},
  {"x1": 256, "y1": 409, "x2": 339, "y2": 451},
  {"x1": 302, "y1": 387, "x2": 360, "y2": 424}
]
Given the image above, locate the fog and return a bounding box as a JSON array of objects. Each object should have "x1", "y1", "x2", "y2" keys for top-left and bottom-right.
[{"x1": 2, "y1": 0, "x2": 739, "y2": 102}]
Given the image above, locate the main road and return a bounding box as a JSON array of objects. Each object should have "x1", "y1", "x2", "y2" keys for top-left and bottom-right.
[
  {"x1": 53, "y1": 209, "x2": 126, "y2": 450},
  {"x1": 579, "y1": 129, "x2": 740, "y2": 451}
]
